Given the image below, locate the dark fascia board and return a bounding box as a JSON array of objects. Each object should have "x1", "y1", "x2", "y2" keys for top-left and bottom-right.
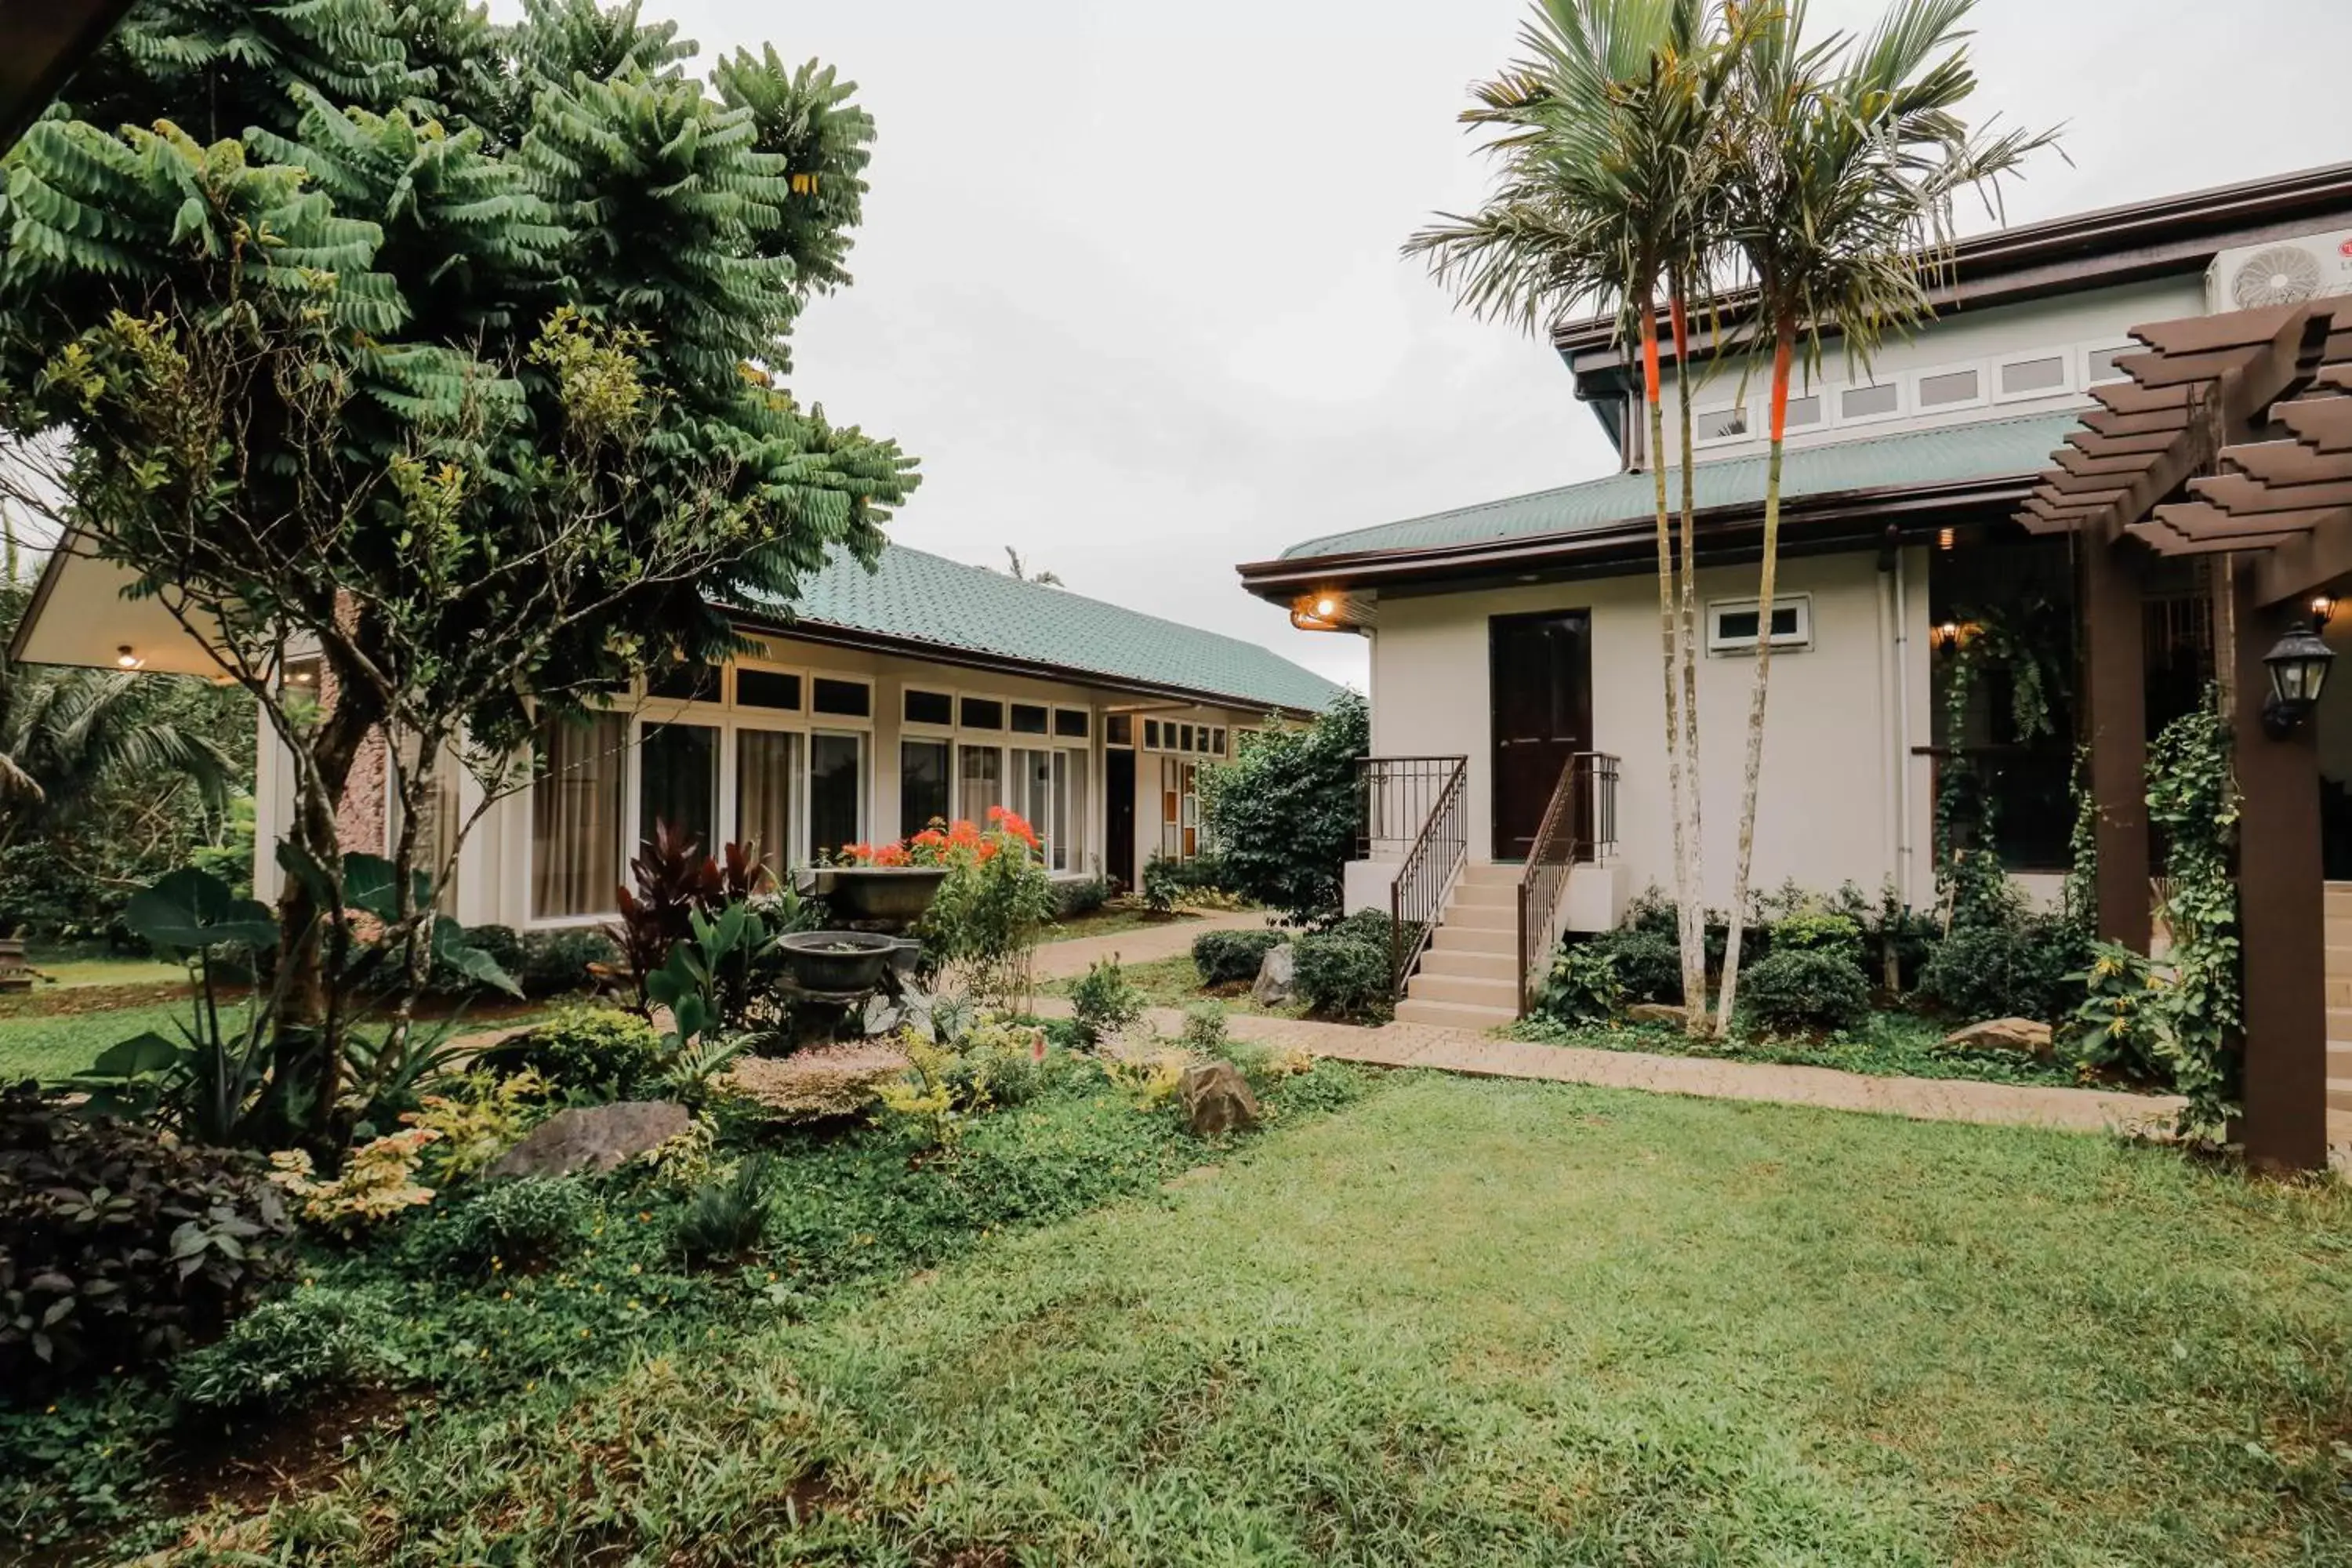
[
  {"x1": 1237, "y1": 474, "x2": 2034, "y2": 601},
  {"x1": 2, "y1": 537, "x2": 72, "y2": 666},
  {"x1": 0, "y1": 0, "x2": 136, "y2": 148},
  {"x1": 1554, "y1": 159, "x2": 2352, "y2": 383},
  {"x1": 723, "y1": 608, "x2": 1323, "y2": 721}
]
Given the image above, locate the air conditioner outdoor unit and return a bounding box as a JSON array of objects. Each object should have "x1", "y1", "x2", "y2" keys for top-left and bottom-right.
[{"x1": 2206, "y1": 229, "x2": 2352, "y2": 314}]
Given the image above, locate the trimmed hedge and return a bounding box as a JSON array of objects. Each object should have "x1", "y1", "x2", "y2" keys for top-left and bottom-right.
[
  {"x1": 1192, "y1": 928, "x2": 1287, "y2": 988},
  {"x1": 1737, "y1": 947, "x2": 1871, "y2": 1036}
]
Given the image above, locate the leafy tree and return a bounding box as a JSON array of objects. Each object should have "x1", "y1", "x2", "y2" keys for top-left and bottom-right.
[
  {"x1": 1199, "y1": 692, "x2": 1368, "y2": 924},
  {"x1": 0, "y1": 0, "x2": 916, "y2": 1133}
]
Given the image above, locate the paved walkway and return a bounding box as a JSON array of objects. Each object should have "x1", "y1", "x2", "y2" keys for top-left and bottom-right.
[
  {"x1": 1033, "y1": 909, "x2": 1272, "y2": 980},
  {"x1": 1031, "y1": 996, "x2": 2188, "y2": 1141}
]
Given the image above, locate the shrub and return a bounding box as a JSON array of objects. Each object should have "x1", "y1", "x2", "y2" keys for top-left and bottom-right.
[
  {"x1": 1768, "y1": 910, "x2": 1864, "y2": 967},
  {"x1": 942, "y1": 1018, "x2": 1056, "y2": 1108},
  {"x1": 514, "y1": 927, "x2": 621, "y2": 998},
  {"x1": 2063, "y1": 942, "x2": 2169, "y2": 1083},
  {"x1": 1140, "y1": 855, "x2": 1189, "y2": 914},
  {"x1": 670, "y1": 1157, "x2": 775, "y2": 1268},
  {"x1": 1537, "y1": 942, "x2": 1621, "y2": 1025},
  {"x1": 477, "y1": 1007, "x2": 666, "y2": 1102},
  {"x1": 172, "y1": 1284, "x2": 389, "y2": 1415},
  {"x1": 405, "y1": 1178, "x2": 593, "y2": 1276},
  {"x1": 1586, "y1": 924, "x2": 1681, "y2": 1005},
  {"x1": 1196, "y1": 692, "x2": 1367, "y2": 922},
  {"x1": 1051, "y1": 876, "x2": 1109, "y2": 920},
  {"x1": 1916, "y1": 915, "x2": 2090, "y2": 1025},
  {"x1": 1069, "y1": 957, "x2": 1147, "y2": 1046},
  {"x1": 0, "y1": 1085, "x2": 291, "y2": 1392},
  {"x1": 448, "y1": 924, "x2": 527, "y2": 993},
  {"x1": 1294, "y1": 925, "x2": 1392, "y2": 1022},
  {"x1": 267, "y1": 1131, "x2": 440, "y2": 1235},
  {"x1": 923, "y1": 811, "x2": 1057, "y2": 1008},
  {"x1": 405, "y1": 1071, "x2": 546, "y2": 1184},
  {"x1": 1192, "y1": 928, "x2": 1286, "y2": 988},
  {"x1": 1737, "y1": 948, "x2": 1871, "y2": 1036},
  {"x1": 1180, "y1": 1000, "x2": 1230, "y2": 1054}
]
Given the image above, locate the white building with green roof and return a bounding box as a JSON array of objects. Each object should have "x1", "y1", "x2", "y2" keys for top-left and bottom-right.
[{"x1": 1240, "y1": 160, "x2": 2352, "y2": 1029}]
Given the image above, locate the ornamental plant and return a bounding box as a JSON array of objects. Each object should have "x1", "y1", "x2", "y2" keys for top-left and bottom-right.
[
  {"x1": 911, "y1": 810, "x2": 1055, "y2": 1009},
  {"x1": 267, "y1": 1130, "x2": 441, "y2": 1236}
]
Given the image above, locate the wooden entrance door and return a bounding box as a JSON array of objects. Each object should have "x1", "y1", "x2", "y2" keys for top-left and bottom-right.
[
  {"x1": 1105, "y1": 746, "x2": 1136, "y2": 891},
  {"x1": 1490, "y1": 610, "x2": 1593, "y2": 861}
]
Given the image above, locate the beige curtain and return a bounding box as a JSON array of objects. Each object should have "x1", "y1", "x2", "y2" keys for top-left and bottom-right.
[
  {"x1": 532, "y1": 713, "x2": 624, "y2": 918},
  {"x1": 736, "y1": 729, "x2": 799, "y2": 883}
]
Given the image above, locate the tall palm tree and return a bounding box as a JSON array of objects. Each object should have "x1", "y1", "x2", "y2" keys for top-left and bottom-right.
[
  {"x1": 1708, "y1": 0, "x2": 2057, "y2": 1030},
  {"x1": 1406, "y1": 0, "x2": 1731, "y2": 1027}
]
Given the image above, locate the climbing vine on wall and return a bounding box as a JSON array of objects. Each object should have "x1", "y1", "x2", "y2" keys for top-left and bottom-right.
[
  {"x1": 1933, "y1": 600, "x2": 2068, "y2": 927},
  {"x1": 2142, "y1": 695, "x2": 2241, "y2": 1142},
  {"x1": 2063, "y1": 745, "x2": 2097, "y2": 934}
]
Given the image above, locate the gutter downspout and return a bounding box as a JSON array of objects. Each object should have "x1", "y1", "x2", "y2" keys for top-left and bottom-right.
[
  {"x1": 1875, "y1": 550, "x2": 1899, "y2": 904},
  {"x1": 1893, "y1": 546, "x2": 1915, "y2": 909}
]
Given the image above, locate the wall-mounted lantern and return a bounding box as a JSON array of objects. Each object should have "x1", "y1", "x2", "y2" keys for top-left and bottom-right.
[{"x1": 2260, "y1": 619, "x2": 2335, "y2": 739}]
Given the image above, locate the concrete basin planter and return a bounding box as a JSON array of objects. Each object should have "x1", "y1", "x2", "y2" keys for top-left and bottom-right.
[
  {"x1": 778, "y1": 930, "x2": 902, "y2": 993},
  {"x1": 805, "y1": 866, "x2": 949, "y2": 924}
]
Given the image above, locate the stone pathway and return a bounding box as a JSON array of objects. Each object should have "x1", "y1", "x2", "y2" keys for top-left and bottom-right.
[
  {"x1": 1033, "y1": 909, "x2": 1272, "y2": 980},
  {"x1": 1030, "y1": 996, "x2": 2188, "y2": 1142}
]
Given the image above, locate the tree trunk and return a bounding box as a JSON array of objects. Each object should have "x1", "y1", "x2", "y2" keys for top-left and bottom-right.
[
  {"x1": 1670, "y1": 291, "x2": 1707, "y2": 1033},
  {"x1": 1713, "y1": 320, "x2": 1795, "y2": 1035},
  {"x1": 1640, "y1": 299, "x2": 1692, "y2": 1023}
]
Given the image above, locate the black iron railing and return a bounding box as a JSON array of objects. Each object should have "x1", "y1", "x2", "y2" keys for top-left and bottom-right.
[
  {"x1": 1385, "y1": 757, "x2": 1468, "y2": 1000},
  {"x1": 1358, "y1": 757, "x2": 1467, "y2": 860},
  {"x1": 1516, "y1": 753, "x2": 1620, "y2": 1015}
]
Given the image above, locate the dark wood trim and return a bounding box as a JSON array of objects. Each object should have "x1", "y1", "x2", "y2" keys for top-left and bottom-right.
[
  {"x1": 2230, "y1": 572, "x2": 2328, "y2": 1172},
  {"x1": 0, "y1": 0, "x2": 135, "y2": 147}
]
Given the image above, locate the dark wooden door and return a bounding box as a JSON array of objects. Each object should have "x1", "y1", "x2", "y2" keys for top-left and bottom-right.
[
  {"x1": 1490, "y1": 610, "x2": 1592, "y2": 861},
  {"x1": 1105, "y1": 746, "x2": 1137, "y2": 891}
]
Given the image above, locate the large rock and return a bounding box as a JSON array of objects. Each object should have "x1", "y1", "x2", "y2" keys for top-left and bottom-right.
[
  {"x1": 1627, "y1": 1003, "x2": 1686, "y2": 1027},
  {"x1": 1250, "y1": 944, "x2": 1296, "y2": 1007},
  {"x1": 1178, "y1": 1061, "x2": 1261, "y2": 1138},
  {"x1": 1941, "y1": 1017, "x2": 2053, "y2": 1058},
  {"x1": 487, "y1": 1101, "x2": 691, "y2": 1179}
]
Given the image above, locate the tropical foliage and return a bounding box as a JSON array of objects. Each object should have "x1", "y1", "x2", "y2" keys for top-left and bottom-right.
[{"x1": 1197, "y1": 691, "x2": 1368, "y2": 923}]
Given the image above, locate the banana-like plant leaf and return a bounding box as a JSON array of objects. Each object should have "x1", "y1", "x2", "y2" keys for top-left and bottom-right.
[
  {"x1": 120, "y1": 869, "x2": 278, "y2": 954},
  {"x1": 431, "y1": 917, "x2": 523, "y2": 999},
  {"x1": 86, "y1": 1030, "x2": 188, "y2": 1077}
]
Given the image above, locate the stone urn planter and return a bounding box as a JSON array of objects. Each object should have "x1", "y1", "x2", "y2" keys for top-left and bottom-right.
[
  {"x1": 802, "y1": 866, "x2": 949, "y2": 926},
  {"x1": 778, "y1": 931, "x2": 902, "y2": 994}
]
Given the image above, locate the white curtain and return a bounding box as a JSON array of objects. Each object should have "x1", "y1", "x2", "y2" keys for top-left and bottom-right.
[{"x1": 532, "y1": 713, "x2": 624, "y2": 918}]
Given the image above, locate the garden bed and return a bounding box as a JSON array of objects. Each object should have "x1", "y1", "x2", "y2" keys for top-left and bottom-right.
[{"x1": 1042, "y1": 953, "x2": 1306, "y2": 1019}]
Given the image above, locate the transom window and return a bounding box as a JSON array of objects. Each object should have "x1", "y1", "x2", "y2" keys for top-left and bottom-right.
[{"x1": 1706, "y1": 594, "x2": 1813, "y2": 655}]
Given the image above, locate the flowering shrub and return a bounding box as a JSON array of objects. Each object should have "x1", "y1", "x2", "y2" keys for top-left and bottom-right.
[
  {"x1": 267, "y1": 1129, "x2": 440, "y2": 1234},
  {"x1": 840, "y1": 808, "x2": 1043, "y2": 869},
  {"x1": 902, "y1": 810, "x2": 1056, "y2": 1009}
]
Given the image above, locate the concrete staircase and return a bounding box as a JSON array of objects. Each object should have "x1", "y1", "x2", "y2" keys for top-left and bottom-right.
[
  {"x1": 1394, "y1": 862, "x2": 1525, "y2": 1030},
  {"x1": 2328, "y1": 884, "x2": 2352, "y2": 1151}
]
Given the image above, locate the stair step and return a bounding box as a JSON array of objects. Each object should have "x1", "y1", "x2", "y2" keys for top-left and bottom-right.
[
  {"x1": 1406, "y1": 972, "x2": 1519, "y2": 1008},
  {"x1": 1394, "y1": 997, "x2": 1518, "y2": 1030},
  {"x1": 1447, "y1": 883, "x2": 1517, "y2": 912},
  {"x1": 1443, "y1": 906, "x2": 1516, "y2": 934},
  {"x1": 1457, "y1": 862, "x2": 1521, "y2": 885},
  {"x1": 1432, "y1": 923, "x2": 1516, "y2": 956},
  {"x1": 2328, "y1": 977, "x2": 2352, "y2": 1008},
  {"x1": 2330, "y1": 1007, "x2": 2352, "y2": 1037},
  {"x1": 1418, "y1": 948, "x2": 1519, "y2": 984},
  {"x1": 2330, "y1": 1079, "x2": 2352, "y2": 1116}
]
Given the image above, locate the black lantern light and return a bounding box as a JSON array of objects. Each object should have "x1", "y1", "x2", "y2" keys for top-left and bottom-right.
[{"x1": 2260, "y1": 618, "x2": 2335, "y2": 738}]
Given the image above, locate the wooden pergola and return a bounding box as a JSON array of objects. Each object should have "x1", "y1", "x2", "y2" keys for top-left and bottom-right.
[{"x1": 2019, "y1": 299, "x2": 2352, "y2": 1171}]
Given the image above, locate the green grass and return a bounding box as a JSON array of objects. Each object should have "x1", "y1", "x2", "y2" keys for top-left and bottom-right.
[
  {"x1": 225, "y1": 1078, "x2": 2350, "y2": 1565},
  {"x1": 1043, "y1": 952, "x2": 1307, "y2": 1019},
  {"x1": 20, "y1": 955, "x2": 188, "y2": 989},
  {"x1": 1044, "y1": 905, "x2": 1205, "y2": 944},
  {"x1": 1515, "y1": 1008, "x2": 2120, "y2": 1090},
  {"x1": 0, "y1": 1000, "x2": 205, "y2": 1083}
]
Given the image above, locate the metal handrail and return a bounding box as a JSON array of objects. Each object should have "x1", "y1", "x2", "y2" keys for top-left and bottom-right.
[
  {"x1": 1357, "y1": 757, "x2": 1468, "y2": 860},
  {"x1": 1388, "y1": 756, "x2": 1468, "y2": 1001},
  {"x1": 1515, "y1": 753, "x2": 1621, "y2": 1015}
]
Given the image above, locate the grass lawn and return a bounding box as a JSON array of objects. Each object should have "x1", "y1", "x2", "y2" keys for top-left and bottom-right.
[
  {"x1": 1517, "y1": 1008, "x2": 2124, "y2": 1090},
  {"x1": 0, "y1": 998, "x2": 557, "y2": 1085},
  {"x1": 1044, "y1": 904, "x2": 1207, "y2": 944},
  {"x1": 1042, "y1": 951, "x2": 1308, "y2": 1018},
  {"x1": 228, "y1": 1076, "x2": 2350, "y2": 1565}
]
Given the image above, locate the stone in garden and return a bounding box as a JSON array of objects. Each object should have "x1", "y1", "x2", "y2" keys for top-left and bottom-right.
[
  {"x1": 1627, "y1": 1003, "x2": 1686, "y2": 1026},
  {"x1": 1178, "y1": 1061, "x2": 1260, "y2": 1138},
  {"x1": 1250, "y1": 944, "x2": 1296, "y2": 1006},
  {"x1": 487, "y1": 1101, "x2": 691, "y2": 1179},
  {"x1": 1941, "y1": 1017, "x2": 2053, "y2": 1057}
]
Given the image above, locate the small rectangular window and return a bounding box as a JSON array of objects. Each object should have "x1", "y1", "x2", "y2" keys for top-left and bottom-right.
[
  {"x1": 1783, "y1": 394, "x2": 1824, "y2": 429},
  {"x1": 1179, "y1": 724, "x2": 1195, "y2": 752},
  {"x1": 1010, "y1": 702, "x2": 1049, "y2": 735},
  {"x1": 811, "y1": 677, "x2": 870, "y2": 718},
  {"x1": 1144, "y1": 719, "x2": 1160, "y2": 749},
  {"x1": 1106, "y1": 714, "x2": 1134, "y2": 746},
  {"x1": 1210, "y1": 727, "x2": 1226, "y2": 755},
  {"x1": 1706, "y1": 594, "x2": 1813, "y2": 655},
  {"x1": 1841, "y1": 383, "x2": 1899, "y2": 419},
  {"x1": 903, "y1": 688, "x2": 953, "y2": 727},
  {"x1": 1999, "y1": 355, "x2": 2067, "y2": 396},
  {"x1": 960, "y1": 696, "x2": 1004, "y2": 731},
  {"x1": 1697, "y1": 407, "x2": 1749, "y2": 442},
  {"x1": 648, "y1": 662, "x2": 720, "y2": 702},
  {"x1": 1917, "y1": 368, "x2": 1980, "y2": 408},
  {"x1": 2085, "y1": 346, "x2": 2131, "y2": 385},
  {"x1": 1054, "y1": 707, "x2": 1090, "y2": 739},
  {"x1": 735, "y1": 668, "x2": 802, "y2": 711}
]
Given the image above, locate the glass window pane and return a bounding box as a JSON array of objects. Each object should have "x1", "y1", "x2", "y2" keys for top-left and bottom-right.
[
  {"x1": 1699, "y1": 408, "x2": 1748, "y2": 441},
  {"x1": 532, "y1": 713, "x2": 625, "y2": 919},
  {"x1": 735, "y1": 729, "x2": 798, "y2": 882},
  {"x1": 1053, "y1": 750, "x2": 1073, "y2": 872},
  {"x1": 2001, "y1": 356, "x2": 2066, "y2": 394},
  {"x1": 1783, "y1": 394, "x2": 1823, "y2": 427},
  {"x1": 960, "y1": 696, "x2": 1004, "y2": 731},
  {"x1": 958, "y1": 744, "x2": 1001, "y2": 819},
  {"x1": 1918, "y1": 368, "x2": 1979, "y2": 407},
  {"x1": 900, "y1": 739, "x2": 951, "y2": 837},
  {"x1": 1842, "y1": 382, "x2": 1899, "y2": 419},
  {"x1": 2086, "y1": 347, "x2": 2129, "y2": 384},
  {"x1": 639, "y1": 721, "x2": 717, "y2": 853},
  {"x1": 1054, "y1": 707, "x2": 1089, "y2": 739},
  {"x1": 648, "y1": 662, "x2": 720, "y2": 702},
  {"x1": 736, "y1": 669, "x2": 802, "y2": 710},
  {"x1": 1011, "y1": 747, "x2": 1054, "y2": 862},
  {"x1": 904, "y1": 688, "x2": 953, "y2": 727},
  {"x1": 812, "y1": 677, "x2": 870, "y2": 718},
  {"x1": 1011, "y1": 702, "x2": 1049, "y2": 735},
  {"x1": 809, "y1": 732, "x2": 864, "y2": 860},
  {"x1": 1144, "y1": 720, "x2": 1160, "y2": 749},
  {"x1": 1106, "y1": 714, "x2": 1133, "y2": 746}
]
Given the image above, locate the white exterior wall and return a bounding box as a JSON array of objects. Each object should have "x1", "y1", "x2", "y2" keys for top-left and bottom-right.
[
  {"x1": 252, "y1": 632, "x2": 1270, "y2": 931},
  {"x1": 1363, "y1": 547, "x2": 1933, "y2": 921},
  {"x1": 1654, "y1": 277, "x2": 2205, "y2": 466}
]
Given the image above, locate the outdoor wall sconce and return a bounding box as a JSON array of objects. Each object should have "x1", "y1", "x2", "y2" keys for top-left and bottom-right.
[
  {"x1": 2260, "y1": 619, "x2": 2335, "y2": 739},
  {"x1": 2311, "y1": 593, "x2": 2336, "y2": 626},
  {"x1": 1290, "y1": 591, "x2": 1345, "y2": 633},
  {"x1": 114, "y1": 644, "x2": 141, "y2": 670},
  {"x1": 1931, "y1": 620, "x2": 1975, "y2": 654}
]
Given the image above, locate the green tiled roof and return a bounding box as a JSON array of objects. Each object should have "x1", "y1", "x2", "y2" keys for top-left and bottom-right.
[
  {"x1": 737, "y1": 543, "x2": 1348, "y2": 714},
  {"x1": 1278, "y1": 411, "x2": 2082, "y2": 561}
]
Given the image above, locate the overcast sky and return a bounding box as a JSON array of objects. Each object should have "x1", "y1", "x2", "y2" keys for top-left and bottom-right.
[{"x1": 582, "y1": 2, "x2": 2350, "y2": 688}]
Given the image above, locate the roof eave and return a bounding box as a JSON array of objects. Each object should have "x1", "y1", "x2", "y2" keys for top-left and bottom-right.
[{"x1": 1, "y1": 0, "x2": 136, "y2": 147}]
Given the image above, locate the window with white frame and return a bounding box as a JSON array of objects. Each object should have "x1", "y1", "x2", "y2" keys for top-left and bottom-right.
[
  {"x1": 1995, "y1": 352, "x2": 2070, "y2": 401},
  {"x1": 1693, "y1": 405, "x2": 1751, "y2": 445},
  {"x1": 1782, "y1": 392, "x2": 1824, "y2": 431},
  {"x1": 1706, "y1": 593, "x2": 1813, "y2": 655},
  {"x1": 1839, "y1": 380, "x2": 1901, "y2": 422},
  {"x1": 1915, "y1": 365, "x2": 1983, "y2": 409},
  {"x1": 530, "y1": 712, "x2": 626, "y2": 920},
  {"x1": 2083, "y1": 343, "x2": 2133, "y2": 385}
]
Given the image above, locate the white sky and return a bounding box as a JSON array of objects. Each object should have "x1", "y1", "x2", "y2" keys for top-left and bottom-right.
[{"x1": 510, "y1": 3, "x2": 2352, "y2": 689}]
